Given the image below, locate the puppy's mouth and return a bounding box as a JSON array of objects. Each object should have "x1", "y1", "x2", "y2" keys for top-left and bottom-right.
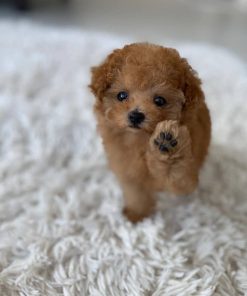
[{"x1": 128, "y1": 124, "x2": 141, "y2": 129}]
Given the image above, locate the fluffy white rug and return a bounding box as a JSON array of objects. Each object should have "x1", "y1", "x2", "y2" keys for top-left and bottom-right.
[{"x1": 0, "y1": 20, "x2": 247, "y2": 296}]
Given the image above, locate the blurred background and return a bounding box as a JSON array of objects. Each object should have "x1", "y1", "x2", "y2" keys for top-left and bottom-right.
[{"x1": 0, "y1": 0, "x2": 247, "y2": 61}]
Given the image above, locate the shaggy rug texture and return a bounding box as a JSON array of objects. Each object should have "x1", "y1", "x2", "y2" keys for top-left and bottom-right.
[{"x1": 0, "y1": 20, "x2": 247, "y2": 296}]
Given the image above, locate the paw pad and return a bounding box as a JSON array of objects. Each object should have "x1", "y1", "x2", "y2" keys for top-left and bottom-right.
[
  {"x1": 160, "y1": 132, "x2": 172, "y2": 141},
  {"x1": 154, "y1": 131, "x2": 178, "y2": 153}
]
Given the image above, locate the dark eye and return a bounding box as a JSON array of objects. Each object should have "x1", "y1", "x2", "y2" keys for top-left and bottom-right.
[
  {"x1": 153, "y1": 96, "x2": 167, "y2": 107},
  {"x1": 117, "y1": 91, "x2": 128, "y2": 101}
]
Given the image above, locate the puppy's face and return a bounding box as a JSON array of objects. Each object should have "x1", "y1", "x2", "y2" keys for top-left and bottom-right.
[
  {"x1": 90, "y1": 43, "x2": 203, "y2": 134},
  {"x1": 103, "y1": 64, "x2": 185, "y2": 133}
]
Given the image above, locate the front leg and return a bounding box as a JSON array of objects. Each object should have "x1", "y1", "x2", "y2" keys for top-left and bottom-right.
[
  {"x1": 147, "y1": 120, "x2": 198, "y2": 195},
  {"x1": 121, "y1": 181, "x2": 156, "y2": 223}
]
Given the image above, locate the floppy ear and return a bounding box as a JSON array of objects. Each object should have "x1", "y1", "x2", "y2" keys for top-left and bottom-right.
[
  {"x1": 181, "y1": 58, "x2": 205, "y2": 111},
  {"x1": 89, "y1": 49, "x2": 124, "y2": 100}
]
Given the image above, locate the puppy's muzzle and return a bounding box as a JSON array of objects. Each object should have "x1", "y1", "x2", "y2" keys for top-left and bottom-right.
[{"x1": 128, "y1": 109, "x2": 145, "y2": 128}]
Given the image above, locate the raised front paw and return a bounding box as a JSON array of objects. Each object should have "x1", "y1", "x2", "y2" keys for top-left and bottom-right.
[
  {"x1": 153, "y1": 131, "x2": 178, "y2": 153},
  {"x1": 150, "y1": 120, "x2": 190, "y2": 159}
]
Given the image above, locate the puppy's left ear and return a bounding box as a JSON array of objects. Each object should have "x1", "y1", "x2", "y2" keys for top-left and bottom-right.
[
  {"x1": 89, "y1": 49, "x2": 124, "y2": 100},
  {"x1": 181, "y1": 58, "x2": 205, "y2": 111}
]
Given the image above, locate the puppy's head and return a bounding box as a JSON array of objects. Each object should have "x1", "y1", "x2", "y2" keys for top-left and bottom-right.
[{"x1": 90, "y1": 43, "x2": 204, "y2": 133}]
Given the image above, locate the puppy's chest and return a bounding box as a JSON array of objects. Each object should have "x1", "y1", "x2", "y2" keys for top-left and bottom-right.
[{"x1": 105, "y1": 133, "x2": 150, "y2": 180}]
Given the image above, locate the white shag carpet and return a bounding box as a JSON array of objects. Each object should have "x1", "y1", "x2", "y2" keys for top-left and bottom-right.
[{"x1": 0, "y1": 20, "x2": 247, "y2": 296}]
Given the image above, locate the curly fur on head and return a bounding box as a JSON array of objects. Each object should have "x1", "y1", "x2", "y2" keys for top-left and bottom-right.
[
  {"x1": 90, "y1": 43, "x2": 211, "y2": 223},
  {"x1": 90, "y1": 43, "x2": 203, "y2": 109}
]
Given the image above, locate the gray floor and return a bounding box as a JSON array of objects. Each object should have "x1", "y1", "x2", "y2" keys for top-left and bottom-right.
[{"x1": 1, "y1": 0, "x2": 247, "y2": 62}]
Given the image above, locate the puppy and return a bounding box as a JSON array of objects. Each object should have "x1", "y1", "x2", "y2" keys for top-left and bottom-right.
[{"x1": 90, "y1": 43, "x2": 211, "y2": 223}]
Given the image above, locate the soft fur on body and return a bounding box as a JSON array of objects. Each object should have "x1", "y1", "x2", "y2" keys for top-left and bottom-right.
[{"x1": 90, "y1": 43, "x2": 211, "y2": 222}]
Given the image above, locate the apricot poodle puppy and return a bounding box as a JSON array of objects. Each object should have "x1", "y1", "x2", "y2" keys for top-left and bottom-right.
[{"x1": 90, "y1": 43, "x2": 211, "y2": 223}]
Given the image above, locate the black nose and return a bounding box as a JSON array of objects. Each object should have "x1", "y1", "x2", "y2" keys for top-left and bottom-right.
[{"x1": 128, "y1": 110, "x2": 145, "y2": 126}]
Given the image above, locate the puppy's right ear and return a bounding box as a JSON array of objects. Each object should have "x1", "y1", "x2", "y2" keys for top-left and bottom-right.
[{"x1": 89, "y1": 49, "x2": 124, "y2": 100}]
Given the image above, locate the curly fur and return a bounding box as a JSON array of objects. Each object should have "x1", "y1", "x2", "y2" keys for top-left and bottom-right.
[{"x1": 90, "y1": 43, "x2": 211, "y2": 222}]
